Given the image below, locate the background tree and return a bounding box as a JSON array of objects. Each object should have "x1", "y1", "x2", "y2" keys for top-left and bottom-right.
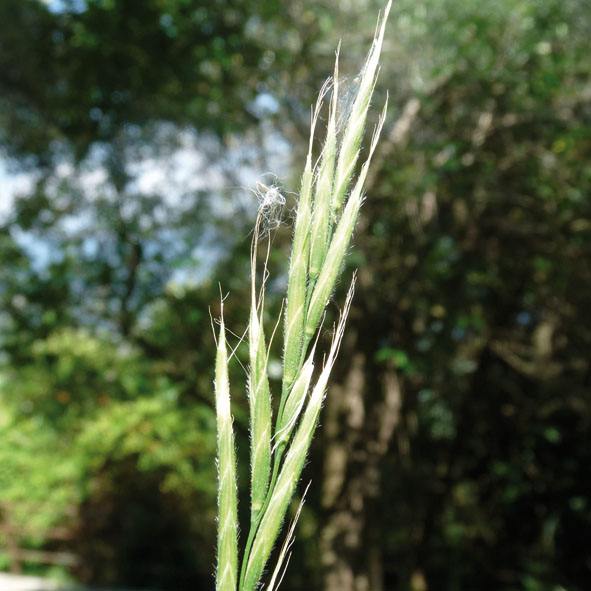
[{"x1": 0, "y1": 0, "x2": 589, "y2": 590}]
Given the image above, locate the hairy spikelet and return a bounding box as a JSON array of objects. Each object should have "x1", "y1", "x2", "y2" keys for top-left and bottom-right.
[
  {"x1": 274, "y1": 352, "x2": 315, "y2": 448},
  {"x1": 215, "y1": 304, "x2": 238, "y2": 591},
  {"x1": 309, "y1": 51, "x2": 340, "y2": 285},
  {"x1": 332, "y1": 1, "x2": 391, "y2": 215},
  {"x1": 281, "y1": 81, "x2": 327, "y2": 398},
  {"x1": 248, "y1": 225, "x2": 272, "y2": 521},
  {"x1": 305, "y1": 99, "x2": 388, "y2": 346}
]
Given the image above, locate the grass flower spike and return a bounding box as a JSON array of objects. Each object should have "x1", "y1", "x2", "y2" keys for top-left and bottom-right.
[{"x1": 214, "y1": 3, "x2": 391, "y2": 589}]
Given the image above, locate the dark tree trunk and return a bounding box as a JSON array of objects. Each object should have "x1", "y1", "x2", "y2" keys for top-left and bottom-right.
[{"x1": 320, "y1": 338, "x2": 402, "y2": 591}]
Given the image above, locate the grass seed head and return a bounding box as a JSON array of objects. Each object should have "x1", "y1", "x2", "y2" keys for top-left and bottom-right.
[{"x1": 216, "y1": 4, "x2": 390, "y2": 590}]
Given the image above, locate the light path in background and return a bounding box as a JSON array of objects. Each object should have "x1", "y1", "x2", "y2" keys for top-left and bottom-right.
[
  {"x1": 0, "y1": 573, "x2": 145, "y2": 591},
  {"x1": 0, "y1": 573, "x2": 60, "y2": 591}
]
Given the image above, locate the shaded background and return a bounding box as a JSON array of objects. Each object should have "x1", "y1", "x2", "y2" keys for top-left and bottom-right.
[{"x1": 0, "y1": 0, "x2": 590, "y2": 590}]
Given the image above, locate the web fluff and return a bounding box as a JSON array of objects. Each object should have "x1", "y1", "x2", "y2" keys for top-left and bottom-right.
[{"x1": 255, "y1": 181, "x2": 286, "y2": 236}]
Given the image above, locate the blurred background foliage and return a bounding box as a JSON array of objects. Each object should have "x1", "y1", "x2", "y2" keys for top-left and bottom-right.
[{"x1": 0, "y1": 0, "x2": 589, "y2": 590}]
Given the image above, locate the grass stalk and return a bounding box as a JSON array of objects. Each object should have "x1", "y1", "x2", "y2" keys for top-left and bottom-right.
[{"x1": 214, "y1": 3, "x2": 391, "y2": 589}]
